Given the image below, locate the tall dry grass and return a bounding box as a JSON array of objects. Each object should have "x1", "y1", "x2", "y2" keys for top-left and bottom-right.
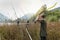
[{"x1": 0, "y1": 22, "x2": 60, "y2": 40}]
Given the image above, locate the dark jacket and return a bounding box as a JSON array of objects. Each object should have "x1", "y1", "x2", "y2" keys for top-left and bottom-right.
[{"x1": 40, "y1": 20, "x2": 47, "y2": 37}]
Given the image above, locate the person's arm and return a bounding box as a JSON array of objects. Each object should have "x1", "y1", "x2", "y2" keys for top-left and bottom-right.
[
  {"x1": 34, "y1": 16, "x2": 40, "y2": 23},
  {"x1": 34, "y1": 15, "x2": 41, "y2": 23}
]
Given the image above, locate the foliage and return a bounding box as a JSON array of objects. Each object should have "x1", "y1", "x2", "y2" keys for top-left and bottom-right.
[{"x1": 46, "y1": 9, "x2": 60, "y2": 22}]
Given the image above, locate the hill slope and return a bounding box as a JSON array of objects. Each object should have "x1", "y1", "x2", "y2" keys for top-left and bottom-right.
[{"x1": 0, "y1": 13, "x2": 11, "y2": 22}]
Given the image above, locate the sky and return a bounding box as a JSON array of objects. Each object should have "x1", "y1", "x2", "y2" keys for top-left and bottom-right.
[{"x1": 0, "y1": 0, "x2": 60, "y2": 20}]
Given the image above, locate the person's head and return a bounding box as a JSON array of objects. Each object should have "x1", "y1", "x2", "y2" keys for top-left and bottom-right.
[
  {"x1": 27, "y1": 20, "x2": 29, "y2": 23},
  {"x1": 41, "y1": 15, "x2": 46, "y2": 18}
]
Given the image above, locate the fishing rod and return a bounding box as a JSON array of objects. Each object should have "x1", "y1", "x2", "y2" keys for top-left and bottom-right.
[
  {"x1": 20, "y1": 7, "x2": 29, "y2": 20},
  {"x1": 11, "y1": 0, "x2": 18, "y2": 19},
  {"x1": 20, "y1": 8, "x2": 33, "y2": 40},
  {"x1": 6, "y1": 0, "x2": 18, "y2": 21},
  {"x1": 10, "y1": 0, "x2": 33, "y2": 39}
]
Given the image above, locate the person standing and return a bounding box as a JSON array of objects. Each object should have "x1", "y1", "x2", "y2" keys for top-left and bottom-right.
[
  {"x1": 35, "y1": 13, "x2": 47, "y2": 40},
  {"x1": 40, "y1": 15, "x2": 47, "y2": 40},
  {"x1": 26, "y1": 20, "x2": 29, "y2": 28},
  {"x1": 17, "y1": 21, "x2": 20, "y2": 26}
]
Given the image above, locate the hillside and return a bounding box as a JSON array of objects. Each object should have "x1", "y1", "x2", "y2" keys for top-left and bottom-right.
[
  {"x1": 46, "y1": 7, "x2": 60, "y2": 22},
  {"x1": 21, "y1": 13, "x2": 34, "y2": 20},
  {"x1": 0, "y1": 13, "x2": 12, "y2": 22}
]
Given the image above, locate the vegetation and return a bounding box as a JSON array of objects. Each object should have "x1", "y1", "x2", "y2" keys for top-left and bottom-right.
[
  {"x1": 46, "y1": 9, "x2": 60, "y2": 22},
  {"x1": 0, "y1": 22, "x2": 60, "y2": 40}
]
